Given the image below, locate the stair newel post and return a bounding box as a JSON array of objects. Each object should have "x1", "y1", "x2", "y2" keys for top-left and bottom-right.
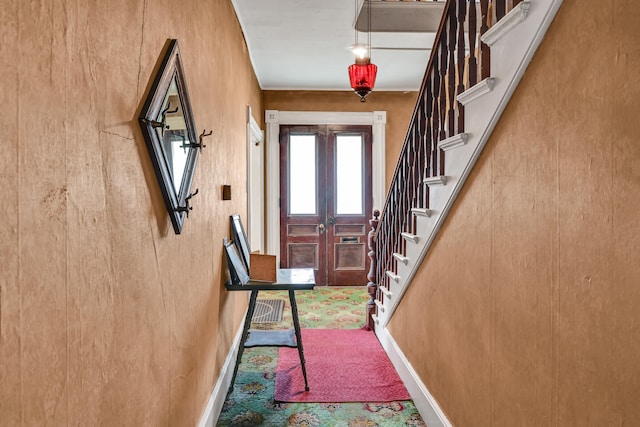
[
  {"x1": 366, "y1": 210, "x2": 381, "y2": 331},
  {"x1": 479, "y1": 0, "x2": 491, "y2": 80},
  {"x1": 468, "y1": 0, "x2": 478, "y2": 86}
]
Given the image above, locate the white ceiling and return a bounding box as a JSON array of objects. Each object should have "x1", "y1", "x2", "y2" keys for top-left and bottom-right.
[{"x1": 231, "y1": 0, "x2": 445, "y2": 92}]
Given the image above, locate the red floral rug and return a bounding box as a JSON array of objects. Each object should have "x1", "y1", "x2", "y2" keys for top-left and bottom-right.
[{"x1": 275, "y1": 328, "x2": 411, "y2": 403}]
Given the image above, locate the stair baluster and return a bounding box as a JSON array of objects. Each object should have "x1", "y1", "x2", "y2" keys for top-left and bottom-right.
[
  {"x1": 480, "y1": 0, "x2": 491, "y2": 80},
  {"x1": 366, "y1": 0, "x2": 522, "y2": 328},
  {"x1": 456, "y1": 0, "x2": 467, "y2": 133},
  {"x1": 468, "y1": 0, "x2": 478, "y2": 86}
]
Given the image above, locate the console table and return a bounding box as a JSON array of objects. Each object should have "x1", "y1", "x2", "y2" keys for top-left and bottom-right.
[{"x1": 226, "y1": 268, "x2": 315, "y2": 394}]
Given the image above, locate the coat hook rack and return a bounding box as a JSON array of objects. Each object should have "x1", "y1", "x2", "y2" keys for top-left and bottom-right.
[
  {"x1": 181, "y1": 129, "x2": 212, "y2": 151},
  {"x1": 175, "y1": 188, "x2": 199, "y2": 218}
]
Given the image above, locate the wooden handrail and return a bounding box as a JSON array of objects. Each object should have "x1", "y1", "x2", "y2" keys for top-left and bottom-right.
[{"x1": 368, "y1": 0, "x2": 518, "y2": 325}]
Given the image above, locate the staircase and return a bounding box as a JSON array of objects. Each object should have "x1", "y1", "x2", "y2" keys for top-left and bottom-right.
[
  {"x1": 366, "y1": 0, "x2": 563, "y2": 423},
  {"x1": 369, "y1": 0, "x2": 563, "y2": 329}
]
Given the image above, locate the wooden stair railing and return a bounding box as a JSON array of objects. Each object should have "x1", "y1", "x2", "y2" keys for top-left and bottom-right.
[{"x1": 366, "y1": 0, "x2": 523, "y2": 330}]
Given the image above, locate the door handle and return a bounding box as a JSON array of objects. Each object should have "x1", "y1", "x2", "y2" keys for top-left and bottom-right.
[
  {"x1": 318, "y1": 223, "x2": 325, "y2": 233},
  {"x1": 327, "y1": 216, "x2": 336, "y2": 225}
]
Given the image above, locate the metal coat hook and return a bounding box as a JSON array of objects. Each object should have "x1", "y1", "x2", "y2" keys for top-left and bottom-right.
[
  {"x1": 175, "y1": 188, "x2": 199, "y2": 218},
  {"x1": 197, "y1": 129, "x2": 212, "y2": 150},
  {"x1": 142, "y1": 102, "x2": 179, "y2": 137},
  {"x1": 181, "y1": 129, "x2": 211, "y2": 151}
]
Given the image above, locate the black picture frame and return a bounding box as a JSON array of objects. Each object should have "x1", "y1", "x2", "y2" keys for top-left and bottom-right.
[
  {"x1": 230, "y1": 214, "x2": 251, "y2": 272},
  {"x1": 139, "y1": 39, "x2": 200, "y2": 234},
  {"x1": 224, "y1": 239, "x2": 250, "y2": 285}
]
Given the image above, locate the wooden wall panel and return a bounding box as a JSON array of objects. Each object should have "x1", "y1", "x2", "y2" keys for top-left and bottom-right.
[
  {"x1": 0, "y1": 0, "x2": 20, "y2": 424},
  {"x1": 489, "y1": 97, "x2": 557, "y2": 427},
  {"x1": 0, "y1": 0, "x2": 262, "y2": 425},
  {"x1": 18, "y1": 0, "x2": 69, "y2": 423},
  {"x1": 389, "y1": 0, "x2": 640, "y2": 426}
]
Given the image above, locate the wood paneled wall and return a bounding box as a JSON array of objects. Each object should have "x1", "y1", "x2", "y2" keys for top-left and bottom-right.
[
  {"x1": 0, "y1": 0, "x2": 261, "y2": 425},
  {"x1": 389, "y1": 1, "x2": 640, "y2": 425}
]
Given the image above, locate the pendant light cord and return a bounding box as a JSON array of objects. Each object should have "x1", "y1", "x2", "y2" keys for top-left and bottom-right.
[
  {"x1": 354, "y1": 0, "x2": 358, "y2": 49},
  {"x1": 367, "y1": 0, "x2": 371, "y2": 60}
]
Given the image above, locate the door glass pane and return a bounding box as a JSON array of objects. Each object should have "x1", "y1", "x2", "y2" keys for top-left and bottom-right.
[
  {"x1": 336, "y1": 135, "x2": 363, "y2": 215},
  {"x1": 289, "y1": 135, "x2": 317, "y2": 215}
]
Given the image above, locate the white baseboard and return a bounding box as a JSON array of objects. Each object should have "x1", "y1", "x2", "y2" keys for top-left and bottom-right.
[
  {"x1": 197, "y1": 321, "x2": 245, "y2": 427},
  {"x1": 375, "y1": 325, "x2": 452, "y2": 427}
]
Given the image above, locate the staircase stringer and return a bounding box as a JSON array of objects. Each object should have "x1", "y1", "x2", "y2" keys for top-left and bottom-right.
[{"x1": 375, "y1": 0, "x2": 564, "y2": 329}]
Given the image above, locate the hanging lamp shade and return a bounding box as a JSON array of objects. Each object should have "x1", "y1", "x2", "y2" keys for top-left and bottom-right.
[{"x1": 348, "y1": 60, "x2": 377, "y2": 102}]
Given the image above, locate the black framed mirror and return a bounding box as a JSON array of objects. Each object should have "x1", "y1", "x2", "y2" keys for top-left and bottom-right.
[{"x1": 139, "y1": 39, "x2": 200, "y2": 234}]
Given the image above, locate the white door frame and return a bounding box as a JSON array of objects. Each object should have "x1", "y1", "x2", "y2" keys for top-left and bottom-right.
[
  {"x1": 265, "y1": 110, "x2": 387, "y2": 263},
  {"x1": 246, "y1": 106, "x2": 264, "y2": 254}
]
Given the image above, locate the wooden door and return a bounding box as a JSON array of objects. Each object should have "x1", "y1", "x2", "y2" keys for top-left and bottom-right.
[{"x1": 280, "y1": 125, "x2": 372, "y2": 286}]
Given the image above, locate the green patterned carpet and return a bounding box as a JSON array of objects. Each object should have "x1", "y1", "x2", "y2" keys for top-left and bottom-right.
[{"x1": 217, "y1": 287, "x2": 426, "y2": 426}]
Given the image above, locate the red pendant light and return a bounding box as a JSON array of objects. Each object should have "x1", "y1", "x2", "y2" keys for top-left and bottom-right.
[
  {"x1": 348, "y1": 0, "x2": 377, "y2": 102},
  {"x1": 349, "y1": 60, "x2": 377, "y2": 102}
]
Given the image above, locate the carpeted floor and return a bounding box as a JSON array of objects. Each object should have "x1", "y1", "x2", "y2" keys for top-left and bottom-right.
[
  {"x1": 217, "y1": 286, "x2": 426, "y2": 426},
  {"x1": 274, "y1": 329, "x2": 411, "y2": 403}
]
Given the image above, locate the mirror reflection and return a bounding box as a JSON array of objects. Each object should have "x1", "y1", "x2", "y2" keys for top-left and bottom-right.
[{"x1": 156, "y1": 77, "x2": 191, "y2": 194}]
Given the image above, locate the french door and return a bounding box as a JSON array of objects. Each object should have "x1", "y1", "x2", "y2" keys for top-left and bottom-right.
[{"x1": 279, "y1": 125, "x2": 372, "y2": 286}]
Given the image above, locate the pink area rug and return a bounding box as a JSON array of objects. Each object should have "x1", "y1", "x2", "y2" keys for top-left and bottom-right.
[{"x1": 274, "y1": 328, "x2": 411, "y2": 403}]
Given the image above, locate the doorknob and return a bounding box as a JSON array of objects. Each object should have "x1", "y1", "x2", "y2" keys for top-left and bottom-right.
[
  {"x1": 318, "y1": 223, "x2": 325, "y2": 233},
  {"x1": 327, "y1": 216, "x2": 336, "y2": 225}
]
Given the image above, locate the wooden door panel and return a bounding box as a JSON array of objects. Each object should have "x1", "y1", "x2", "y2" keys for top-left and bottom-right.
[
  {"x1": 334, "y1": 224, "x2": 366, "y2": 235},
  {"x1": 335, "y1": 243, "x2": 366, "y2": 269},
  {"x1": 280, "y1": 124, "x2": 371, "y2": 286},
  {"x1": 287, "y1": 243, "x2": 319, "y2": 269},
  {"x1": 326, "y1": 126, "x2": 372, "y2": 286},
  {"x1": 288, "y1": 224, "x2": 320, "y2": 235},
  {"x1": 280, "y1": 125, "x2": 327, "y2": 284}
]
